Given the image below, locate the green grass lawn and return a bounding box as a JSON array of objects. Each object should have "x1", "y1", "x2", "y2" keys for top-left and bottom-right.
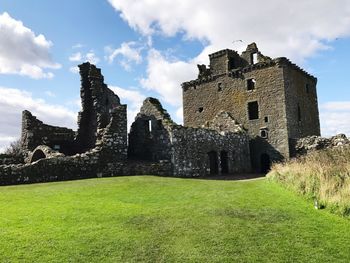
[{"x1": 0, "y1": 176, "x2": 349, "y2": 262}]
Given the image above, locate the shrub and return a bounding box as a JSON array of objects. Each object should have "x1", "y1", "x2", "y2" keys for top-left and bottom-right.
[
  {"x1": 0, "y1": 139, "x2": 24, "y2": 164},
  {"x1": 5, "y1": 139, "x2": 23, "y2": 157}
]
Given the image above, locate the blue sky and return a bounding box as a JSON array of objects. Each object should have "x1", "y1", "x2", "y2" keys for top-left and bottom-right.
[{"x1": 0, "y1": 0, "x2": 350, "y2": 151}]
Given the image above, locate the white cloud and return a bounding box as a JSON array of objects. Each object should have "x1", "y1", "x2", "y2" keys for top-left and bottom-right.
[
  {"x1": 68, "y1": 51, "x2": 100, "y2": 73},
  {"x1": 110, "y1": 85, "x2": 146, "y2": 129},
  {"x1": 320, "y1": 101, "x2": 350, "y2": 137},
  {"x1": 0, "y1": 12, "x2": 60, "y2": 79},
  {"x1": 44, "y1": 90, "x2": 56, "y2": 97},
  {"x1": 72, "y1": 43, "x2": 83, "y2": 49},
  {"x1": 86, "y1": 51, "x2": 100, "y2": 64},
  {"x1": 140, "y1": 49, "x2": 197, "y2": 106},
  {"x1": 108, "y1": 0, "x2": 350, "y2": 63},
  {"x1": 0, "y1": 86, "x2": 77, "y2": 152},
  {"x1": 105, "y1": 41, "x2": 143, "y2": 71},
  {"x1": 69, "y1": 52, "x2": 82, "y2": 62},
  {"x1": 69, "y1": 66, "x2": 79, "y2": 74}
]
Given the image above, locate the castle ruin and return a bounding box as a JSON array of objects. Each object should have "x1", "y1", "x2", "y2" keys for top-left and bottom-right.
[
  {"x1": 0, "y1": 43, "x2": 320, "y2": 185},
  {"x1": 182, "y1": 43, "x2": 320, "y2": 172}
]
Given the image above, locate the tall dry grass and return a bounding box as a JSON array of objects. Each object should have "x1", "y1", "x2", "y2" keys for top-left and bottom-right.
[{"x1": 267, "y1": 146, "x2": 350, "y2": 216}]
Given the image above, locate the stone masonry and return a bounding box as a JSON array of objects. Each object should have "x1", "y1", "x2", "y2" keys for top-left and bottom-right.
[
  {"x1": 182, "y1": 43, "x2": 320, "y2": 172},
  {"x1": 0, "y1": 42, "x2": 321, "y2": 185},
  {"x1": 0, "y1": 61, "x2": 251, "y2": 185},
  {"x1": 128, "y1": 98, "x2": 250, "y2": 177}
]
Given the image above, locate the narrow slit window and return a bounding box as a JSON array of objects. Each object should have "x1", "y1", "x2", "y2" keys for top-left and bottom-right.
[
  {"x1": 148, "y1": 120, "x2": 152, "y2": 132},
  {"x1": 251, "y1": 53, "x2": 258, "y2": 64},
  {"x1": 218, "y1": 83, "x2": 222, "y2": 91},
  {"x1": 297, "y1": 104, "x2": 301, "y2": 121},
  {"x1": 305, "y1": 84, "x2": 310, "y2": 94},
  {"x1": 247, "y1": 78, "x2": 256, "y2": 90},
  {"x1": 248, "y1": 101, "x2": 259, "y2": 120},
  {"x1": 264, "y1": 116, "x2": 269, "y2": 123}
]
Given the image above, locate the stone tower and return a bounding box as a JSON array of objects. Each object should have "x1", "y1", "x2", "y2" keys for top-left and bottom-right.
[{"x1": 182, "y1": 43, "x2": 320, "y2": 172}]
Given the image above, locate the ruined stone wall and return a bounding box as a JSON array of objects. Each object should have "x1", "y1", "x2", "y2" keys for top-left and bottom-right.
[
  {"x1": 21, "y1": 110, "x2": 76, "y2": 158},
  {"x1": 183, "y1": 62, "x2": 289, "y2": 170},
  {"x1": 282, "y1": 61, "x2": 320, "y2": 148},
  {"x1": 0, "y1": 153, "x2": 171, "y2": 186},
  {"x1": 128, "y1": 98, "x2": 174, "y2": 162},
  {"x1": 97, "y1": 105, "x2": 128, "y2": 161},
  {"x1": 170, "y1": 126, "x2": 251, "y2": 177},
  {"x1": 0, "y1": 154, "x2": 23, "y2": 165},
  {"x1": 292, "y1": 134, "x2": 349, "y2": 156},
  {"x1": 75, "y1": 62, "x2": 123, "y2": 153},
  {"x1": 129, "y1": 97, "x2": 251, "y2": 177},
  {"x1": 209, "y1": 49, "x2": 245, "y2": 75}
]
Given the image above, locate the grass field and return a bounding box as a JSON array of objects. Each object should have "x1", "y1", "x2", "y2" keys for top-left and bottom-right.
[{"x1": 1, "y1": 176, "x2": 350, "y2": 262}]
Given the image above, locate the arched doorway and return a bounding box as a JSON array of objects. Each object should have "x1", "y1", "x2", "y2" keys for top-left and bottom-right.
[
  {"x1": 207, "y1": 151, "x2": 218, "y2": 175},
  {"x1": 30, "y1": 149, "x2": 46, "y2": 163},
  {"x1": 220, "y1": 151, "x2": 229, "y2": 174},
  {"x1": 260, "y1": 153, "x2": 271, "y2": 173}
]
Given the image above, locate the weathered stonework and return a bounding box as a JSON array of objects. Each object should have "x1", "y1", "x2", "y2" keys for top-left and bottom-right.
[
  {"x1": 182, "y1": 43, "x2": 320, "y2": 172},
  {"x1": 0, "y1": 42, "x2": 321, "y2": 185},
  {"x1": 293, "y1": 134, "x2": 349, "y2": 155},
  {"x1": 21, "y1": 110, "x2": 76, "y2": 160},
  {"x1": 128, "y1": 98, "x2": 251, "y2": 177}
]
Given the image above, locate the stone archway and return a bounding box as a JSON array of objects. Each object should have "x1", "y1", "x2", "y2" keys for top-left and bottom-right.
[
  {"x1": 28, "y1": 145, "x2": 64, "y2": 164},
  {"x1": 30, "y1": 149, "x2": 46, "y2": 163}
]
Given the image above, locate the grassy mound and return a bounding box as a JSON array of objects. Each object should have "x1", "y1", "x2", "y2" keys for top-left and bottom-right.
[
  {"x1": 1, "y1": 176, "x2": 350, "y2": 262},
  {"x1": 268, "y1": 147, "x2": 350, "y2": 216}
]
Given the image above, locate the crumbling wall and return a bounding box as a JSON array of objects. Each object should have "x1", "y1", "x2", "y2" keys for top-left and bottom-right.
[
  {"x1": 0, "y1": 154, "x2": 23, "y2": 165},
  {"x1": 129, "y1": 97, "x2": 251, "y2": 177},
  {"x1": 0, "y1": 153, "x2": 172, "y2": 186},
  {"x1": 20, "y1": 62, "x2": 128, "y2": 163},
  {"x1": 21, "y1": 110, "x2": 76, "y2": 159},
  {"x1": 292, "y1": 134, "x2": 349, "y2": 156},
  {"x1": 128, "y1": 98, "x2": 173, "y2": 162},
  {"x1": 97, "y1": 105, "x2": 128, "y2": 161},
  {"x1": 75, "y1": 62, "x2": 123, "y2": 153}
]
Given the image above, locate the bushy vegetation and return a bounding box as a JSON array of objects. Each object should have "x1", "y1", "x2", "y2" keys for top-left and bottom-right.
[
  {"x1": 0, "y1": 139, "x2": 24, "y2": 164},
  {"x1": 268, "y1": 146, "x2": 350, "y2": 216},
  {"x1": 1, "y1": 176, "x2": 350, "y2": 262},
  {"x1": 4, "y1": 139, "x2": 22, "y2": 157}
]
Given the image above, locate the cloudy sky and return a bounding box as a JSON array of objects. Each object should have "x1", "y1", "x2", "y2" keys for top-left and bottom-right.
[{"x1": 0, "y1": 0, "x2": 350, "y2": 152}]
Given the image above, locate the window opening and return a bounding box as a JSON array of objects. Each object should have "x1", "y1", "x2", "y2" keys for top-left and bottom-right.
[{"x1": 248, "y1": 101, "x2": 259, "y2": 120}]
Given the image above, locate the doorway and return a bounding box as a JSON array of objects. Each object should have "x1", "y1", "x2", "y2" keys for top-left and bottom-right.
[
  {"x1": 220, "y1": 151, "x2": 229, "y2": 174},
  {"x1": 260, "y1": 153, "x2": 271, "y2": 173},
  {"x1": 207, "y1": 151, "x2": 218, "y2": 175}
]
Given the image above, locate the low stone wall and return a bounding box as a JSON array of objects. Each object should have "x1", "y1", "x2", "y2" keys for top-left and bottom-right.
[
  {"x1": 0, "y1": 154, "x2": 23, "y2": 165},
  {"x1": 0, "y1": 152, "x2": 172, "y2": 186},
  {"x1": 294, "y1": 134, "x2": 349, "y2": 156}
]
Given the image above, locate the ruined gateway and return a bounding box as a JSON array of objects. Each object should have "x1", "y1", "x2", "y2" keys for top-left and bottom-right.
[{"x1": 0, "y1": 43, "x2": 320, "y2": 185}]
